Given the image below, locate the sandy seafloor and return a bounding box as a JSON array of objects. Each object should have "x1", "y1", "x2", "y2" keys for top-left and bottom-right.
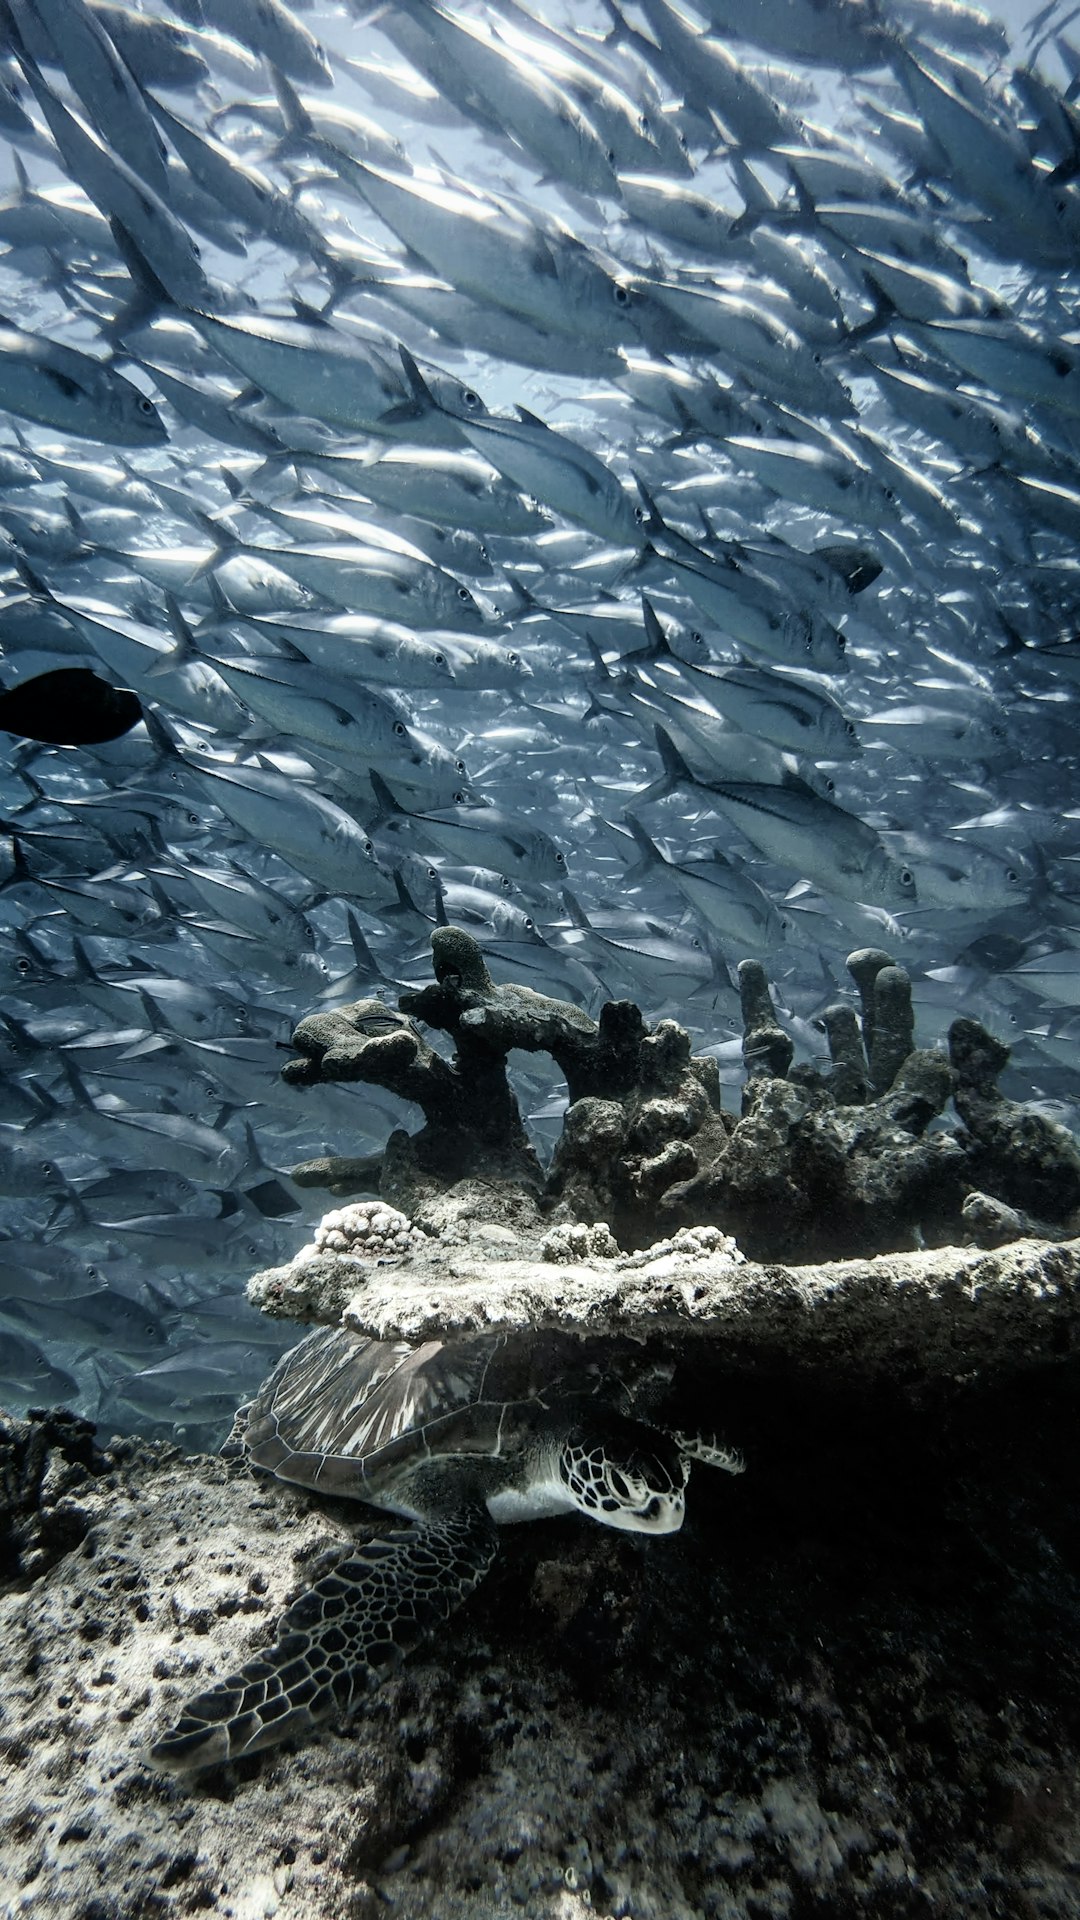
[{"x1": 2, "y1": 1269, "x2": 1079, "y2": 1920}]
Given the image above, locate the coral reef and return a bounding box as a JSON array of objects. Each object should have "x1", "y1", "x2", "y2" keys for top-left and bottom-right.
[
  {"x1": 6, "y1": 930, "x2": 1080, "y2": 1919},
  {"x1": 282, "y1": 929, "x2": 1080, "y2": 1261}
]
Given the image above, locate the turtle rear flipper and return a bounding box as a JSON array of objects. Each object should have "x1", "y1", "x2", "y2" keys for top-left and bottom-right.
[{"x1": 150, "y1": 1501, "x2": 499, "y2": 1771}]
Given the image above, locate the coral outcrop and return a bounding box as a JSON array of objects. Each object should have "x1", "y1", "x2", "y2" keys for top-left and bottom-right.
[{"x1": 281, "y1": 929, "x2": 1080, "y2": 1261}]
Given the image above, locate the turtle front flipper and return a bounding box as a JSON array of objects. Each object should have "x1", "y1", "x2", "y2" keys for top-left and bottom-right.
[{"x1": 150, "y1": 1501, "x2": 499, "y2": 1771}]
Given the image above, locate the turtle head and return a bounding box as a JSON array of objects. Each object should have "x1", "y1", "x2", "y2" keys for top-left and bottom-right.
[{"x1": 558, "y1": 1419, "x2": 688, "y2": 1534}]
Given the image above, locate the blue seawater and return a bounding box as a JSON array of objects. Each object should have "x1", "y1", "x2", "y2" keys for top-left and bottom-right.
[{"x1": 0, "y1": 0, "x2": 1078, "y2": 1443}]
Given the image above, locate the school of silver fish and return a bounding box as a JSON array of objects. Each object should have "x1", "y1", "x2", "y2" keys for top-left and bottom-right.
[{"x1": 1, "y1": 0, "x2": 1079, "y2": 1443}]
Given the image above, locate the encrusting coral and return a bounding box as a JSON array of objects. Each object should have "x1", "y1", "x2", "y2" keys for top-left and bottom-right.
[{"x1": 280, "y1": 927, "x2": 1080, "y2": 1263}]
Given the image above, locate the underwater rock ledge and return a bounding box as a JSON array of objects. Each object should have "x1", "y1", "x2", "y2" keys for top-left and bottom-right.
[{"x1": 249, "y1": 1230, "x2": 1080, "y2": 1387}]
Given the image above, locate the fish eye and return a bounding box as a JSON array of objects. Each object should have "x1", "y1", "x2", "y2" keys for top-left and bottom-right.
[
  {"x1": 15, "y1": 956, "x2": 32, "y2": 974},
  {"x1": 433, "y1": 651, "x2": 447, "y2": 666},
  {"x1": 900, "y1": 868, "x2": 914, "y2": 887},
  {"x1": 845, "y1": 720, "x2": 857, "y2": 738},
  {"x1": 638, "y1": 113, "x2": 651, "y2": 134},
  {"x1": 304, "y1": 924, "x2": 316, "y2": 944},
  {"x1": 462, "y1": 389, "x2": 482, "y2": 410},
  {"x1": 524, "y1": 917, "x2": 534, "y2": 931},
  {"x1": 1006, "y1": 868, "x2": 1020, "y2": 883},
  {"x1": 455, "y1": 757, "x2": 467, "y2": 773},
  {"x1": 457, "y1": 585, "x2": 472, "y2": 602},
  {"x1": 555, "y1": 850, "x2": 567, "y2": 867},
  {"x1": 606, "y1": 147, "x2": 617, "y2": 165},
  {"x1": 137, "y1": 395, "x2": 156, "y2": 414},
  {"x1": 363, "y1": 837, "x2": 375, "y2": 855},
  {"x1": 507, "y1": 651, "x2": 521, "y2": 665},
  {"x1": 452, "y1": 788, "x2": 469, "y2": 804},
  {"x1": 613, "y1": 282, "x2": 632, "y2": 307},
  {"x1": 634, "y1": 503, "x2": 648, "y2": 523},
  {"x1": 393, "y1": 720, "x2": 408, "y2": 735},
  {"x1": 837, "y1": 633, "x2": 847, "y2": 652},
  {"x1": 187, "y1": 811, "x2": 200, "y2": 826}
]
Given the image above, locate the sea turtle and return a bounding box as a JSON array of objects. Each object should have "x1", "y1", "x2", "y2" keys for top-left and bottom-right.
[{"x1": 150, "y1": 1325, "x2": 743, "y2": 1770}]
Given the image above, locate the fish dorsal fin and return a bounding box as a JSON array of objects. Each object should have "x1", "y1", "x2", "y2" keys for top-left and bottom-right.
[
  {"x1": 560, "y1": 888, "x2": 592, "y2": 930},
  {"x1": 368, "y1": 767, "x2": 407, "y2": 817},
  {"x1": 640, "y1": 595, "x2": 670, "y2": 657}
]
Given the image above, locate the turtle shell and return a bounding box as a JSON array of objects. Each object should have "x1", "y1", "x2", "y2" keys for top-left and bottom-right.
[{"x1": 239, "y1": 1325, "x2": 644, "y2": 1504}]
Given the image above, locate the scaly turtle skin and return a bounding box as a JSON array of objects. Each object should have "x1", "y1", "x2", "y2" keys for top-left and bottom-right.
[{"x1": 150, "y1": 1326, "x2": 743, "y2": 1771}]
